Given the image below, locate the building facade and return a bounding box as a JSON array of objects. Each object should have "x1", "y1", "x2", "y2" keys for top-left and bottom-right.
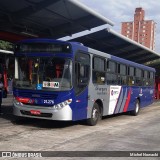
[{"x1": 121, "y1": 7, "x2": 156, "y2": 50}]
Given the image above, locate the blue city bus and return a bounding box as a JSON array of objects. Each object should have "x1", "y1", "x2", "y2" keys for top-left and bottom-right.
[{"x1": 13, "y1": 39, "x2": 155, "y2": 125}]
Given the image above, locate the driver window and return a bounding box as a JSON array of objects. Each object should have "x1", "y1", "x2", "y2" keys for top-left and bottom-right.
[{"x1": 75, "y1": 52, "x2": 90, "y2": 95}]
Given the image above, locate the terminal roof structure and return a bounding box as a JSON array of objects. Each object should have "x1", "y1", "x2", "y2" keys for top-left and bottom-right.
[
  {"x1": 0, "y1": 0, "x2": 114, "y2": 42},
  {"x1": 70, "y1": 28, "x2": 160, "y2": 71}
]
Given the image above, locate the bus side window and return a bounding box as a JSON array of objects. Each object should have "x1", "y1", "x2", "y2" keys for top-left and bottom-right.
[
  {"x1": 149, "y1": 72, "x2": 154, "y2": 86},
  {"x1": 135, "y1": 68, "x2": 142, "y2": 86},
  {"x1": 106, "y1": 60, "x2": 117, "y2": 85},
  {"x1": 128, "y1": 66, "x2": 135, "y2": 86},
  {"x1": 117, "y1": 63, "x2": 127, "y2": 85},
  {"x1": 92, "y1": 57, "x2": 105, "y2": 84}
]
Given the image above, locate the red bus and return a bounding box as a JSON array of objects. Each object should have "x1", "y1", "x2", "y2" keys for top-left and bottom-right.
[
  {"x1": 0, "y1": 49, "x2": 14, "y2": 97},
  {"x1": 155, "y1": 77, "x2": 160, "y2": 99}
]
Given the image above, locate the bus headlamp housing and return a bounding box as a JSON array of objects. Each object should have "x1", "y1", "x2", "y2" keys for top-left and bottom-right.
[
  {"x1": 13, "y1": 97, "x2": 24, "y2": 106},
  {"x1": 53, "y1": 99, "x2": 72, "y2": 110}
]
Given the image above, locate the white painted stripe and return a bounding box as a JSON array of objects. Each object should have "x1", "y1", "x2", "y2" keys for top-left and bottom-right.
[{"x1": 108, "y1": 86, "x2": 122, "y2": 115}]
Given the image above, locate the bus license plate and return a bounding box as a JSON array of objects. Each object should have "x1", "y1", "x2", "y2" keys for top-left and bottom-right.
[{"x1": 30, "y1": 110, "x2": 41, "y2": 115}]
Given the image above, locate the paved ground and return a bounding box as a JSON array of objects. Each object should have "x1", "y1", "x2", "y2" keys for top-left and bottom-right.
[{"x1": 0, "y1": 95, "x2": 160, "y2": 160}]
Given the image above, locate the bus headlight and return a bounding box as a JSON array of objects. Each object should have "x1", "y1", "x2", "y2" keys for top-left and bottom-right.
[
  {"x1": 13, "y1": 97, "x2": 23, "y2": 106},
  {"x1": 53, "y1": 99, "x2": 72, "y2": 110}
]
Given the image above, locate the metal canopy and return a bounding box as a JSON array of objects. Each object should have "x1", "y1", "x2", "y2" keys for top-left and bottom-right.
[
  {"x1": 70, "y1": 28, "x2": 160, "y2": 66},
  {"x1": 0, "y1": 0, "x2": 114, "y2": 42}
]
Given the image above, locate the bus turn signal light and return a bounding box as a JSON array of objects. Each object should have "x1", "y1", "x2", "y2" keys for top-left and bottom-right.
[{"x1": 15, "y1": 97, "x2": 30, "y2": 104}]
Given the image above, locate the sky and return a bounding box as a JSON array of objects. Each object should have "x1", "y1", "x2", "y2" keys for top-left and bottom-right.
[{"x1": 77, "y1": 0, "x2": 160, "y2": 52}]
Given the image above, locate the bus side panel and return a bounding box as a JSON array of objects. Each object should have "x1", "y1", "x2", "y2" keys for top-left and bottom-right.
[
  {"x1": 139, "y1": 87, "x2": 154, "y2": 108},
  {"x1": 87, "y1": 84, "x2": 154, "y2": 118},
  {"x1": 109, "y1": 86, "x2": 131, "y2": 114},
  {"x1": 72, "y1": 87, "x2": 88, "y2": 121},
  {"x1": 124, "y1": 87, "x2": 138, "y2": 112},
  {"x1": 108, "y1": 85, "x2": 122, "y2": 114},
  {"x1": 125, "y1": 86, "x2": 146, "y2": 112},
  {"x1": 87, "y1": 83, "x2": 110, "y2": 118},
  {"x1": 126, "y1": 86, "x2": 154, "y2": 112}
]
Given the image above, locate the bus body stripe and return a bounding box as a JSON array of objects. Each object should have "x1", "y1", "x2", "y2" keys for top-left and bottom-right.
[
  {"x1": 123, "y1": 88, "x2": 132, "y2": 112},
  {"x1": 109, "y1": 86, "x2": 122, "y2": 115},
  {"x1": 114, "y1": 87, "x2": 123, "y2": 114},
  {"x1": 119, "y1": 87, "x2": 128, "y2": 113}
]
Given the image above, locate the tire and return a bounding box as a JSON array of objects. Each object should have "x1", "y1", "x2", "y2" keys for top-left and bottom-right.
[
  {"x1": 87, "y1": 103, "x2": 101, "y2": 126},
  {"x1": 130, "y1": 99, "x2": 140, "y2": 116}
]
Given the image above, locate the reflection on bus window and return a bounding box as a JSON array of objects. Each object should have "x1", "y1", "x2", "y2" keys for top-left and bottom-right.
[{"x1": 14, "y1": 57, "x2": 72, "y2": 91}]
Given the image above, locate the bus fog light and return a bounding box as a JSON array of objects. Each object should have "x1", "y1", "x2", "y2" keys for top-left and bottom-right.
[
  {"x1": 54, "y1": 105, "x2": 58, "y2": 109},
  {"x1": 59, "y1": 103, "x2": 64, "y2": 108},
  {"x1": 53, "y1": 99, "x2": 72, "y2": 110}
]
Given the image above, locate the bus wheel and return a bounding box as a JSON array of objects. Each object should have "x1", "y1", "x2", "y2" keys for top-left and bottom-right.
[
  {"x1": 87, "y1": 103, "x2": 101, "y2": 126},
  {"x1": 130, "y1": 99, "x2": 140, "y2": 116}
]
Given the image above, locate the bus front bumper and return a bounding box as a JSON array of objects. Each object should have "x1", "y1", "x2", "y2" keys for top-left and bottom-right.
[{"x1": 13, "y1": 103, "x2": 73, "y2": 121}]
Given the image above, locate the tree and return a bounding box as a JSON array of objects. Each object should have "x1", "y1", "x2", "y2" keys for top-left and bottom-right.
[{"x1": 0, "y1": 40, "x2": 13, "y2": 50}]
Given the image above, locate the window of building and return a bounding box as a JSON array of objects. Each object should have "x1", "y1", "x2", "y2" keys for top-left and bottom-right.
[{"x1": 142, "y1": 42, "x2": 145, "y2": 45}]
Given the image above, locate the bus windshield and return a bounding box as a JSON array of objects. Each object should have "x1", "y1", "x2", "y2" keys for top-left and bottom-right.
[{"x1": 14, "y1": 56, "x2": 72, "y2": 91}]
